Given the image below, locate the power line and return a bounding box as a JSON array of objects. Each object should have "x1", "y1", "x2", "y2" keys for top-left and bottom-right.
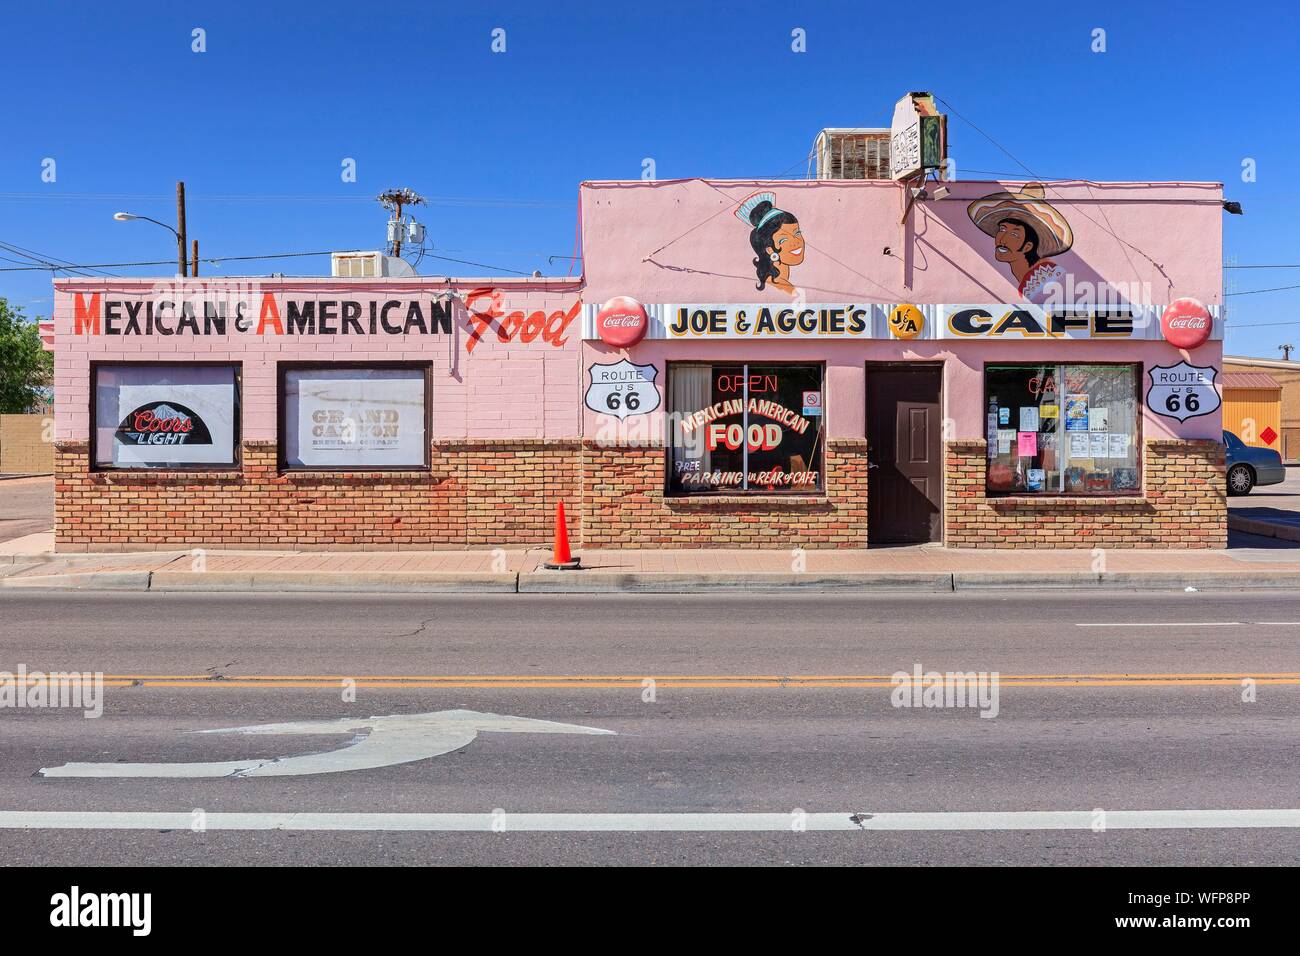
[
  {"x1": 1226, "y1": 283, "x2": 1300, "y2": 297},
  {"x1": 639, "y1": 120, "x2": 888, "y2": 262},
  {"x1": 935, "y1": 96, "x2": 1170, "y2": 277},
  {"x1": 0, "y1": 239, "x2": 117, "y2": 278},
  {"x1": 0, "y1": 191, "x2": 573, "y2": 209},
  {"x1": 0, "y1": 248, "x2": 537, "y2": 277},
  {"x1": 0, "y1": 250, "x2": 334, "y2": 272}
]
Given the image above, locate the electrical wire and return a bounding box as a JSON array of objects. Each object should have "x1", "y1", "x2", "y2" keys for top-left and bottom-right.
[
  {"x1": 0, "y1": 239, "x2": 117, "y2": 278},
  {"x1": 0, "y1": 247, "x2": 539, "y2": 277},
  {"x1": 935, "y1": 95, "x2": 1180, "y2": 278},
  {"x1": 1226, "y1": 284, "x2": 1300, "y2": 297},
  {"x1": 0, "y1": 191, "x2": 572, "y2": 208},
  {"x1": 638, "y1": 119, "x2": 887, "y2": 262}
]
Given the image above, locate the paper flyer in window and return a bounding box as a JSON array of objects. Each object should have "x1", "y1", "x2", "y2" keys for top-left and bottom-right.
[
  {"x1": 987, "y1": 413, "x2": 999, "y2": 458},
  {"x1": 1068, "y1": 432, "x2": 1091, "y2": 458},
  {"x1": 1064, "y1": 394, "x2": 1089, "y2": 431},
  {"x1": 997, "y1": 430, "x2": 1014, "y2": 454},
  {"x1": 1019, "y1": 406, "x2": 1039, "y2": 431},
  {"x1": 1108, "y1": 433, "x2": 1129, "y2": 458},
  {"x1": 1039, "y1": 403, "x2": 1059, "y2": 419},
  {"x1": 1089, "y1": 407, "x2": 1110, "y2": 432},
  {"x1": 1089, "y1": 432, "x2": 1109, "y2": 458},
  {"x1": 1017, "y1": 432, "x2": 1037, "y2": 457}
]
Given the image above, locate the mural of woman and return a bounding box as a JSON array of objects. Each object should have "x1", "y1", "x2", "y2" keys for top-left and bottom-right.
[
  {"x1": 736, "y1": 191, "x2": 804, "y2": 295},
  {"x1": 967, "y1": 183, "x2": 1074, "y2": 305}
]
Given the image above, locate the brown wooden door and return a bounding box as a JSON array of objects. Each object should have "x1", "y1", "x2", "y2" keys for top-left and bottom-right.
[{"x1": 867, "y1": 365, "x2": 943, "y2": 544}]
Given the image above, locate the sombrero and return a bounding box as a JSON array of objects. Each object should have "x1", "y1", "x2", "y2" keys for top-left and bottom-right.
[{"x1": 967, "y1": 183, "x2": 1073, "y2": 258}]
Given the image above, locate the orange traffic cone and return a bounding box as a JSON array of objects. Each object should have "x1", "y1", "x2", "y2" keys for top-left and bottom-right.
[{"x1": 543, "y1": 500, "x2": 581, "y2": 569}]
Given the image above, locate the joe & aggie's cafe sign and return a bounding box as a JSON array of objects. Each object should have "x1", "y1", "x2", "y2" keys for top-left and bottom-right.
[{"x1": 582, "y1": 302, "x2": 1223, "y2": 342}]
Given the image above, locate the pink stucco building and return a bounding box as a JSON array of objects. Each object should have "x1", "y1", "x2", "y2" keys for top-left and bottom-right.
[{"x1": 49, "y1": 162, "x2": 1228, "y2": 550}]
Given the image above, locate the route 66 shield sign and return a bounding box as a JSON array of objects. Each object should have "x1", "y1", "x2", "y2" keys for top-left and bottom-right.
[
  {"x1": 1146, "y1": 362, "x2": 1220, "y2": 422},
  {"x1": 585, "y1": 360, "x2": 660, "y2": 420}
]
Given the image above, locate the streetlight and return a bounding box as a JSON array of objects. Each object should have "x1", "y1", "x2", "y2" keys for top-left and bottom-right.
[{"x1": 112, "y1": 181, "x2": 190, "y2": 276}]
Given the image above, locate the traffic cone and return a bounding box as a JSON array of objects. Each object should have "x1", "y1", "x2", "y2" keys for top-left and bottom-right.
[{"x1": 543, "y1": 500, "x2": 581, "y2": 569}]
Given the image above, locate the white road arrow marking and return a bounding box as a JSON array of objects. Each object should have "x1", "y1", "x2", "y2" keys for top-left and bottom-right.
[{"x1": 37, "y1": 709, "x2": 615, "y2": 778}]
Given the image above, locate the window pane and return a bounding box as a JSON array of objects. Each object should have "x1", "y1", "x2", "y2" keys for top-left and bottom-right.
[
  {"x1": 667, "y1": 363, "x2": 824, "y2": 495},
  {"x1": 984, "y1": 364, "x2": 1059, "y2": 494},
  {"x1": 669, "y1": 364, "x2": 744, "y2": 493},
  {"x1": 94, "y1": 364, "x2": 238, "y2": 468},
  {"x1": 1060, "y1": 364, "x2": 1140, "y2": 493},
  {"x1": 284, "y1": 367, "x2": 427, "y2": 468},
  {"x1": 984, "y1": 363, "x2": 1140, "y2": 496},
  {"x1": 746, "y1": 365, "x2": 823, "y2": 493}
]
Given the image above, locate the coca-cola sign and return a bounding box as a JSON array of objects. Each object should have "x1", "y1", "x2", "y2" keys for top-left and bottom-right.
[
  {"x1": 115, "y1": 402, "x2": 213, "y2": 447},
  {"x1": 1160, "y1": 298, "x2": 1213, "y2": 350},
  {"x1": 595, "y1": 296, "x2": 648, "y2": 348}
]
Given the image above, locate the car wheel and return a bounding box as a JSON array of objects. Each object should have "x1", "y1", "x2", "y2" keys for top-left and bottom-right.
[{"x1": 1228, "y1": 463, "x2": 1255, "y2": 496}]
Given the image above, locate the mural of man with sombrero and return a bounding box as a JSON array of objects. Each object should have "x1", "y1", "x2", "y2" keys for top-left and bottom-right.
[{"x1": 967, "y1": 183, "x2": 1074, "y2": 305}]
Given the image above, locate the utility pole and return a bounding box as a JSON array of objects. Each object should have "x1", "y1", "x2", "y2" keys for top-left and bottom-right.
[
  {"x1": 192, "y1": 239, "x2": 199, "y2": 277},
  {"x1": 1280, "y1": 344, "x2": 1295, "y2": 361},
  {"x1": 176, "y1": 181, "x2": 188, "y2": 277},
  {"x1": 377, "y1": 188, "x2": 426, "y2": 258}
]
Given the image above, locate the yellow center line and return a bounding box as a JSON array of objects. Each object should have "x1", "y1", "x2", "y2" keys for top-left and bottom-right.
[
  {"x1": 6, "y1": 672, "x2": 1294, "y2": 689},
  {"x1": 30, "y1": 672, "x2": 1300, "y2": 681}
]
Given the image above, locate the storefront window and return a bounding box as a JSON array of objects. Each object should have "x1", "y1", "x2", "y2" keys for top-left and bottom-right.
[
  {"x1": 667, "y1": 362, "x2": 824, "y2": 495},
  {"x1": 984, "y1": 363, "x2": 1141, "y2": 496},
  {"x1": 282, "y1": 365, "x2": 429, "y2": 469},
  {"x1": 93, "y1": 363, "x2": 239, "y2": 469}
]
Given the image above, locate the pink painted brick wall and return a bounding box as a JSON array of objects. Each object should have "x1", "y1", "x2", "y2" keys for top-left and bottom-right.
[{"x1": 51, "y1": 277, "x2": 584, "y2": 442}]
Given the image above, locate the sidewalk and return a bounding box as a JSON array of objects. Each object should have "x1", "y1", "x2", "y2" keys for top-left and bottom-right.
[{"x1": 5, "y1": 532, "x2": 1300, "y2": 592}]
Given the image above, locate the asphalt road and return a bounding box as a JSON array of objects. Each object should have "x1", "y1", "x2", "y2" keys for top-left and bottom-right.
[
  {"x1": 0, "y1": 477, "x2": 52, "y2": 543},
  {"x1": 0, "y1": 590, "x2": 1297, "y2": 866}
]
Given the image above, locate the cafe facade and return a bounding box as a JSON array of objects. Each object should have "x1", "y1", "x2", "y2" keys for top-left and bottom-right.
[{"x1": 49, "y1": 176, "x2": 1227, "y2": 551}]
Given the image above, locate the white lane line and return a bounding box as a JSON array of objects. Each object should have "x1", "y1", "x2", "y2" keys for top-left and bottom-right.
[
  {"x1": 1074, "y1": 622, "x2": 1243, "y2": 627},
  {"x1": 1, "y1": 810, "x2": 1297, "y2": 832}
]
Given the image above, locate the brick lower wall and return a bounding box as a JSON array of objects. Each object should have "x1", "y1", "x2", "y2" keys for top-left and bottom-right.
[
  {"x1": 54, "y1": 436, "x2": 1225, "y2": 550},
  {"x1": 55, "y1": 439, "x2": 579, "y2": 551},
  {"x1": 579, "y1": 439, "x2": 870, "y2": 549},
  {"x1": 944, "y1": 438, "x2": 1226, "y2": 548}
]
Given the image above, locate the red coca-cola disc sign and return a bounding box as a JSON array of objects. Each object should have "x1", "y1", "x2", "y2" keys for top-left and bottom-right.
[
  {"x1": 1161, "y1": 298, "x2": 1212, "y2": 349},
  {"x1": 595, "y1": 297, "x2": 648, "y2": 348}
]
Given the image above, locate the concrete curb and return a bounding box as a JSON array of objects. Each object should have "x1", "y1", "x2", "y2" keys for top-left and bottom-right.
[
  {"x1": 1228, "y1": 514, "x2": 1300, "y2": 543},
  {"x1": 0, "y1": 550, "x2": 190, "y2": 567},
  {"x1": 3, "y1": 568, "x2": 1300, "y2": 593},
  {"x1": 0, "y1": 570, "x2": 152, "y2": 591},
  {"x1": 148, "y1": 570, "x2": 519, "y2": 593},
  {"x1": 519, "y1": 571, "x2": 954, "y2": 593},
  {"x1": 954, "y1": 570, "x2": 1300, "y2": 590}
]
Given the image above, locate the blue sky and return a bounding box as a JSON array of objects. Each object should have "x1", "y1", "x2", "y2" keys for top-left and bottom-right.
[{"x1": 2, "y1": 0, "x2": 1298, "y2": 356}]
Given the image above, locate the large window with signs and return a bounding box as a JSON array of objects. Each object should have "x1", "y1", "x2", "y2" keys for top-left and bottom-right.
[
  {"x1": 667, "y1": 363, "x2": 824, "y2": 495},
  {"x1": 281, "y1": 364, "x2": 430, "y2": 470},
  {"x1": 984, "y1": 363, "x2": 1141, "y2": 496},
  {"x1": 93, "y1": 363, "x2": 240, "y2": 469}
]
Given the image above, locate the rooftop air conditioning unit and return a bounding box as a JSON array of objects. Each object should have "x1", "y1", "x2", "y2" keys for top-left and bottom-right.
[
  {"x1": 810, "y1": 129, "x2": 891, "y2": 180},
  {"x1": 330, "y1": 251, "x2": 417, "y2": 278}
]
